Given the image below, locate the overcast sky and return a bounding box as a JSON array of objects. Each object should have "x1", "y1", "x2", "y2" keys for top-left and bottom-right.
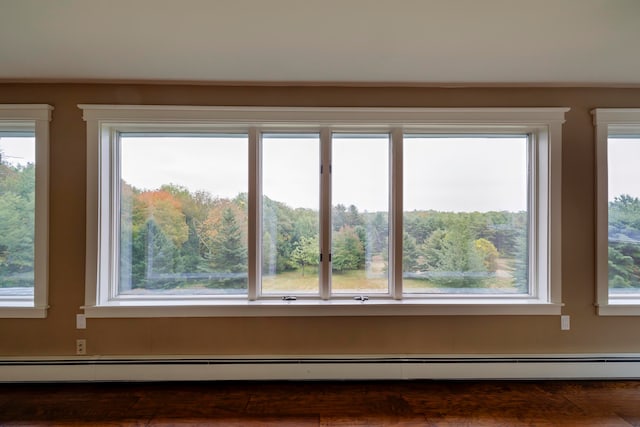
[
  {"x1": 608, "y1": 138, "x2": 640, "y2": 201},
  {"x1": 4, "y1": 135, "x2": 639, "y2": 212},
  {"x1": 0, "y1": 137, "x2": 35, "y2": 167},
  {"x1": 118, "y1": 135, "x2": 531, "y2": 213}
]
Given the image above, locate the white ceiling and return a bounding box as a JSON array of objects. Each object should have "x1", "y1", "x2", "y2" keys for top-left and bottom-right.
[{"x1": 1, "y1": 0, "x2": 639, "y2": 85}]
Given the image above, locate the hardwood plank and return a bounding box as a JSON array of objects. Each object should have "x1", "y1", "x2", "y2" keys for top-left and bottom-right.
[
  {"x1": 0, "y1": 380, "x2": 638, "y2": 426},
  {"x1": 147, "y1": 416, "x2": 319, "y2": 426}
]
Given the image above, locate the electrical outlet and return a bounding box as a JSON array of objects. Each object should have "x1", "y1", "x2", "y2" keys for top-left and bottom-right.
[
  {"x1": 76, "y1": 339, "x2": 86, "y2": 355},
  {"x1": 561, "y1": 315, "x2": 570, "y2": 330}
]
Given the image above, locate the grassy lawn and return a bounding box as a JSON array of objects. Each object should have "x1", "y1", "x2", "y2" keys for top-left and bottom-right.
[
  {"x1": 262, "y1": 268, "x2": 389, "y2": 294},
  {"x1": 403, "y1": 276, "x2": 518, "y2": 292},
  {"x1": 261, "y1": 267, "x2": 520, "y2": 294},
  {"x1": 140, "y1": 257, "x2": 521, "y2": 294}
]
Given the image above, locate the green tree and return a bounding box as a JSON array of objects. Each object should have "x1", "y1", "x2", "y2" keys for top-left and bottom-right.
[
  {"x1": 421, "y1": 229, "x2": 446, "y2": 270},
  {"x1": 160, "y1": 184, "x2": 215, "y2": 273},
  {"x1": 368, "y1": 212, "x2": 389, "y2": 254},
  {"x1": 403, "y1": 232, "x2": 420, "y2": 272},
  {"x1": 333, "y1": 204, "x2": 347, "y2": 231},
  {"x1": 0, "y1": 161, "x2": 35, "y2": 287},
  {"x1": 291, "y1": 235, "x2": 318, "y2": 276},
  {"x1": 438, "y1": 218, "x2": 484, "y2": 273},
  {"x1": 345, "y1": 204, "x2": 363, "y2": 228},
  {"x1": 608, "y1": 246, "x2": 635, "y2": 288},
  {"x1": 512, "y1": 225, "x2": 529, "y2": 290},
  {"x1": 332, "y1": 226, "x2": 365, "y2": 272},
  {"x1": 211, "y1": 208, "x2": 248, "y2": 275},
  {"x1": 608, "y1": 195, "x2": 640, "y2": 289},
  {"x1": 0, "y1": 193, "x2": 34, "y2": 279}
]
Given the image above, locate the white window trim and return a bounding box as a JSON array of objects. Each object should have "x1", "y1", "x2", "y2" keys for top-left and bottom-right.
[
  {"x1": 81, "y1": 105, "x2": 567, "y2": 317},
  {"x1": 593, "y1": 108, "x2": 640, "y2": 315},
  {"x1": 0, "y1": 104, "x2": 52, "y2": 318}
]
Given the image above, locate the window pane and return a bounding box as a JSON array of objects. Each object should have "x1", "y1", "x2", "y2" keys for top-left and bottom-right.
[
  {"x1": 608, "y1": 137, "x2": 640, "y2": 296},
  {"x1": 261, "y1": 134, "x2": 320, "y2": 295},
  {"x1": 331, "y1": 134, "x2": 389, "y2": 294},
  {"x1": 119, "y1": 134, "x2": 248, "y2": 295},
  {"x1": 403, "y1": 136, "x2": 529, "y2": 295},
  {"x1": 0, "y1": 134, "x2": 36, "y2": 298}
]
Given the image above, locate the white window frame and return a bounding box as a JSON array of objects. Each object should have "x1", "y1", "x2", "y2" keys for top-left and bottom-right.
[
  {"x1": 0, "y1": 104, "x2": 52, "y2": 318},
  {"x1": 81, "y1": 105, "x2": 567, "y2": 318},
  {"x1": 593, "y1": 108, "x2": 640, "y2": 315}
]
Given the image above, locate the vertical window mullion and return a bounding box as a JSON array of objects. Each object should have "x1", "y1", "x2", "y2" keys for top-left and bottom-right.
[
  {"x1": 320, "y1": 128, "x2": 332, "y2": 299},
  {"x1": 528, "y1": 132, "x2": 539, "y2": 299},
  {"x1": 391, "y1": 128, "x2": 403, "y2": 299},
  {"x1": 110, "y1": 129, "x2": 122, "y2": 303},
  {"x1": 248, "y1": 127, "x2": 259, "y2": 300}
]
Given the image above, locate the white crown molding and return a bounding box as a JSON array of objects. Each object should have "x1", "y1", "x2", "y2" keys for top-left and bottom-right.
[
  {"x1": 0, "y1": 104, "x2": 53, "y2": 121},
  {"x1": 79, "y1": 105, "x2": 569, "y2": 126}
]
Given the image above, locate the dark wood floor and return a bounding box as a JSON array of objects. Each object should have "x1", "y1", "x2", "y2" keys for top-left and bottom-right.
[{"x1": 0, "y1": 380, "x2": 639, "y2": 426}]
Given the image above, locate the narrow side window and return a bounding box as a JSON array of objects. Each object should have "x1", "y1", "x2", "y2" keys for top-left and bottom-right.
[
  {"x1": 0, "y1": 105, "x2": 52, "y2": 317},
  {"x1": 594, "y1": 108, "x2": 640, "y2": 315}
]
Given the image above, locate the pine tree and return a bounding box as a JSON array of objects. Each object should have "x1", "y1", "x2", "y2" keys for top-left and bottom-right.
[{"x1": 211, "y1": 208, "x2": 247, "y2": 274}]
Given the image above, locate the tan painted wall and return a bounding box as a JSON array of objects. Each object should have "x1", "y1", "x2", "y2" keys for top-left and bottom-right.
[{"x1": 1, "y1": 84, "x2": 639, "y2": 357}]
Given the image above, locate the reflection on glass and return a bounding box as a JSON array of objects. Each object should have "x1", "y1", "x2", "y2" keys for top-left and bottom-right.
[
  {"x1": 331, "y1": 134, "x2": 389, "y2": 294},
  {"x1": 261, "y1": 134, "x2": 320, "y2": 295},
  {"x1": 0, "y1": 135, "x2": 36, "y2": 296},
  {"x1": 403, "y1": 136, "x2": 529, "y2": 295},
  {"x1": 608, "y1": 137, "x2": 640, "y2": 295},
  {"x1": 119, "y1": 135, "x2": 248, "y2": 295}
]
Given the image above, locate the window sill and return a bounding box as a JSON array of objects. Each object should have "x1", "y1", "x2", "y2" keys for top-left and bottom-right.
[
  {"x1": 83, "y1": 299, "x2": 562, "y2": 318},
  {"x1": 597, "y1": 300, "x2": 640, "y2": 316},
  {"x1": 0, "y1": 305, "x2": 48, "y2": 318}
]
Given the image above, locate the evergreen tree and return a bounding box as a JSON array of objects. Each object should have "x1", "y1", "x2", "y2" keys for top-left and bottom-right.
[
  {"x1": 608, "y1": 195, "x2": 640, "y2": 289},
  {"x1": 422, "y1": 229, "x2": 446, "y2": 270},
  {"x1": 212, "y1": 208, "x2": 248, "y2": 275},
  {"x1": 438, "y1": 217, "x2": 484, "y2": 273},
  {"x1": 403, "y1": 232, "x2": 420, "y2": 272},
  {"x1": 512, "y1": 225, "x2": 529, "y2": 291}
]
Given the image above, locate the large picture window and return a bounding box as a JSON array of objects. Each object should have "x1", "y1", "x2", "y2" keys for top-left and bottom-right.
[
  {"x1": 403, "y1": 135, "x2": 529, "y2": 296},
  {"x1": 118, "y1": 133, "x2": 248, "y2": 296},
  {"x1": 0, "y1": 105, "x2": 51, "y2": 318},
  {"x1": 594, "y1": 109, "x2": 640, "y2": 315},
  {"x1": 81, "y1": 106, "x2": 566, "y2": 317}
]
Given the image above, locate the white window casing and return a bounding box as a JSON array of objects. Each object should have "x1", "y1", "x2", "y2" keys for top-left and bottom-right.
[
  {"x1": 0, "y1": 104, "x2": 52, "y2": 318},
  {"x1": 80, "y1": 105, "x2": 568, "y2": 317},
  {"x1": 593, "y1": 108, "x2": 640, "y2": 315}
]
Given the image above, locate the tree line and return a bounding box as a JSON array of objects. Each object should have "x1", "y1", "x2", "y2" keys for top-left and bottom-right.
[
  {"x1": 117, "y1": 181, "x2": 530, "y2": 292},
  {"x1": 0, "y1": 158, "x2": 536, "y2": 291}
]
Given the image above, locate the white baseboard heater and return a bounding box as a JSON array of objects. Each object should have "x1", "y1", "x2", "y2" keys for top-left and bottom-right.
[{"x1": 2, "y1": 355, "x2": 640, "y2": 382}]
